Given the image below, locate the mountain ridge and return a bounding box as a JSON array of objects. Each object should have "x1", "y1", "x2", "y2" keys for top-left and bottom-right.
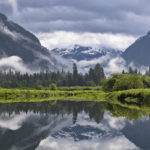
[
  {"x1": 123, "y1": 31, "x2": 150, "y2": 66},
  {"x1": 51, "y1": 44, "x2": 122, "y2": 61},
  {"x1": 0, "y1": 12, "x2": 67, "y2": 72}
]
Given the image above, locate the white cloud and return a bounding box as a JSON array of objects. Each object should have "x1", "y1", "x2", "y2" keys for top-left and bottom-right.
[
  {"x1": 78, "y1": 55, "x2": 111, "y2": 67},
  {"x1": 0, "y1": 56, "x2": 32, "y2": 73},
  {"x1": 0, "y1": 22, "x2": 17, "y2": 39},
  {"x1": 0, "y1": 22, "x2": 35, "y2": 42},
  {"x1": 0, "y1": 0, "x2": 18, "y2": 14},
  {"x1": 37, "y1": 31, "x2": 136, "y2": 51},
  {"x1": 8, "y1": 0, "x2": 18, "y2": 14},
  {"x1": 105, "y1": 57, "x2": 127, "y2": 74}
]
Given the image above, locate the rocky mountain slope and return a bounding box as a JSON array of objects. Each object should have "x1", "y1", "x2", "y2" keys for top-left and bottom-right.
[
  {"x1": 123, "y1": 31, "x2": 150, "y2": 66},
  {"x1": 0, "y1": 13, "x2": 66, "y2": 72}
]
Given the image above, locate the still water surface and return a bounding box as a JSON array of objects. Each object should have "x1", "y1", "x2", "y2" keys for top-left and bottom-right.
[{"x1": 0, "y1": 101, "x2": 150, "y2": 150}]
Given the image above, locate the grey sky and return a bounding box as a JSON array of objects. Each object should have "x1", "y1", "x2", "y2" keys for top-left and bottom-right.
[{"x1": 1, "y1": 0, "x2": 150, "y2": 36}]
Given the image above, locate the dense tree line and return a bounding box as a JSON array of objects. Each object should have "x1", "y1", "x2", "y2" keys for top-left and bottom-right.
[
  {"x1": 0, "y1": 63, "x2": 105, "y2": 89},
  {"x1": 122, "y1": 66, "x2": 150, "y2": 75},
  {"x1": 122, "y1": 67, "x2": 139, "y2": 74}
]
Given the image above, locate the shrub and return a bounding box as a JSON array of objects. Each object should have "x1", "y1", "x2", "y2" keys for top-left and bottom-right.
[
  {"x1": 102, "y1": 74, "x2": 144, "y2": 92},
  {"x1": 86, "y1": 81, "x2": 96, "y2": 86},
  {"x1": 102, "y1": 78, "x2": 116, "y2": 92},
  {"x1": 113, "y1": 74, "x2": 144, "y2": 91},
  {"x1": 49, "y1": 83, "x2": 57, "y2": 90},
  {"x1": 142, "y1": 75, "x2": 150, "y2": 88},
  {"x1": 36, "y1": 85, "x2": 43, "y2": 90}
]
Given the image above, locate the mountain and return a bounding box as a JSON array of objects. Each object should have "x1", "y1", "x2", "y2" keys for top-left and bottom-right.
[
  {"x1": 123, "y1": 31, "x2": 150, "y2": 66},
  {"x1": 51, "y1": 44, "x2": 122, "y2": 61},
  {"x1": 0, "y1": 13, "x2": 66, "y2": 72}
]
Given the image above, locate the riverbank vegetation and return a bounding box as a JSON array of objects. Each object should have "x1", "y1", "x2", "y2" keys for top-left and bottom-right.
[
  {"x1": 0, "y1": 88, "x2": 106, "y2": 103},
  {"x1": 1, "y1": 64, "x2": 150, "y2": 109},
  {"x1": 102, "y1": 74, "x2": 150, "y2": 92},
  {"x1": 0, "y1": 87, "x2": 150, "y2": 110}
]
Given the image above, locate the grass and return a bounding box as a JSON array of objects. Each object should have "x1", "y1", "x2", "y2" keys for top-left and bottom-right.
[
  {"x1": 57, "y1": 86, "x2": 102, "y2": 91},
  {"x1": 105, "y1": 89, "x2": 150, "y2": 110},
  {"x1": 0, "y1": 88, "x2": 106, "y2": 103},
  {"x1": 1, "y1": 87, "x2": 150, "y2": 111}
]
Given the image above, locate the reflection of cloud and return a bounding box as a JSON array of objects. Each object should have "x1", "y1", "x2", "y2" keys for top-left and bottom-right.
[
  {"x1": 36, "y1": 135, "x2": 139, "y2": 150},
  {"x1": 36, "y1": 112, "x2": 139, "y2": 150},
  {"x1": 0, "y1": 110, "x2": 142, "y2": 150},
  {"x1": 76, "y1": 113, "x2": 127, "y2": 132},
  {"x1": 103, "y1": 113, "x2": 126, "y2": 130},
  {"x1": 0, "y1": 113, "x2": 29, "y2": 130}
]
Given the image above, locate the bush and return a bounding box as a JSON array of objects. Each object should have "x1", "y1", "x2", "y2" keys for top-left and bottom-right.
[
  {"x1": 49, "y1": 83, "x2": 57, "y2": 90},
  {"x1": 86, "y1": 81, "x2": 96, "y2": 86},
  {"x1": 102, "y1": 78, "x2": 116, "y2": 92},
  {"x1": 142, "y1": 75, "x2": 150, "y2": 88},
  {"x1": 102, "y1": 74, "x2": 144, "y2": 92},
  {"x1": 36, "y1": 85, "x2": 43, "y2": 90},
  {"x1": 113, "y1": 74, "x2": 144, "y2": 91}
]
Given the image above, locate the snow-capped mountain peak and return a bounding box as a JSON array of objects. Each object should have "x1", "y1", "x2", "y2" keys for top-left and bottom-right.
[{"x1": 51, "y1": 45, "x2": 122, "y2": 61}]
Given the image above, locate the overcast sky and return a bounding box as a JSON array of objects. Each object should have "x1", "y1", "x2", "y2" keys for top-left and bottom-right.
[{"x1": 1, "y1": 0, "x2": 150, "y2": 50}]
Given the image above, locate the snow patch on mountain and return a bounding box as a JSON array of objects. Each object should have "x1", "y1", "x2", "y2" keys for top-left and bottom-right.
[{"x1": 51, "y1": 44, "x2": 122, "y2": 61}]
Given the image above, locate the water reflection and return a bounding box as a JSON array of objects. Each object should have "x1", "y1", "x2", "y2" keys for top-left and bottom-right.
[{"x1": 0, "y1": 101, "x2": 150, "y2": 150}]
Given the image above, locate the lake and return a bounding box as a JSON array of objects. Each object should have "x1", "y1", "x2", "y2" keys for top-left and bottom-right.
[{"x1": 0, "y1": 100, "x2": 149, "y2": 150}]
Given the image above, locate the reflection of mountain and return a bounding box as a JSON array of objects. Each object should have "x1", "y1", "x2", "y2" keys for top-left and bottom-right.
[
  {"x1": 123, "y1": 119, "x2": 150, "y2": 150},
  {"x1": 0, "y1": 101, "x2": 148, "y2": 150},
  {"x1": 0, "y1": 13, "x2": 66, "y2": 72},
  {"x1": 0, "y1": 113, "x2": 69, "y2": 150}
]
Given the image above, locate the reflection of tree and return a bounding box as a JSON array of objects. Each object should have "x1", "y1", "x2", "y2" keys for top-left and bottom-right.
[
  {"x1": 104, "y1": 103, "x2": 150, "y2": 120},
  {"x1": 0, "y1": 101, "x2": 149, "y2": 123},
  {"x1": 84, "y1": 102, "x2": 104, "y2": 123},
  {"x1": 0, "y1": 101, "x2": 105, "y2": 124}
]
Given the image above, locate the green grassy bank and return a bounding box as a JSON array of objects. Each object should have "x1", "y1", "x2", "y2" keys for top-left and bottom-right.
[
  {"x1": 0, "y1": 88, "x2": 106, "y2": 103},
  {"x1": 0, "y1": 88, "x2": 150, "y2": 113},
  {"x1": 0, "y1": 88, "x2": 150, "y2": 107}
]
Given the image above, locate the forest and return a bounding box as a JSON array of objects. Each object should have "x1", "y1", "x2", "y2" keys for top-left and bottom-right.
[{"x1": 0, "y1": 63, "x2": 105, "y2": 89}]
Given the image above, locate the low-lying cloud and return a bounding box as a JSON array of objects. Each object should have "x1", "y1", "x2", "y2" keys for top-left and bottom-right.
[
  {"x1": 0, "y1": 56, "x2": 32, "y2": 73},
  {"x1": 37, "y1": 31, "x2": 136, "y2": 51},
  {"x1": 77, "y1": 54, "x2": 149, "y2": 75}
]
